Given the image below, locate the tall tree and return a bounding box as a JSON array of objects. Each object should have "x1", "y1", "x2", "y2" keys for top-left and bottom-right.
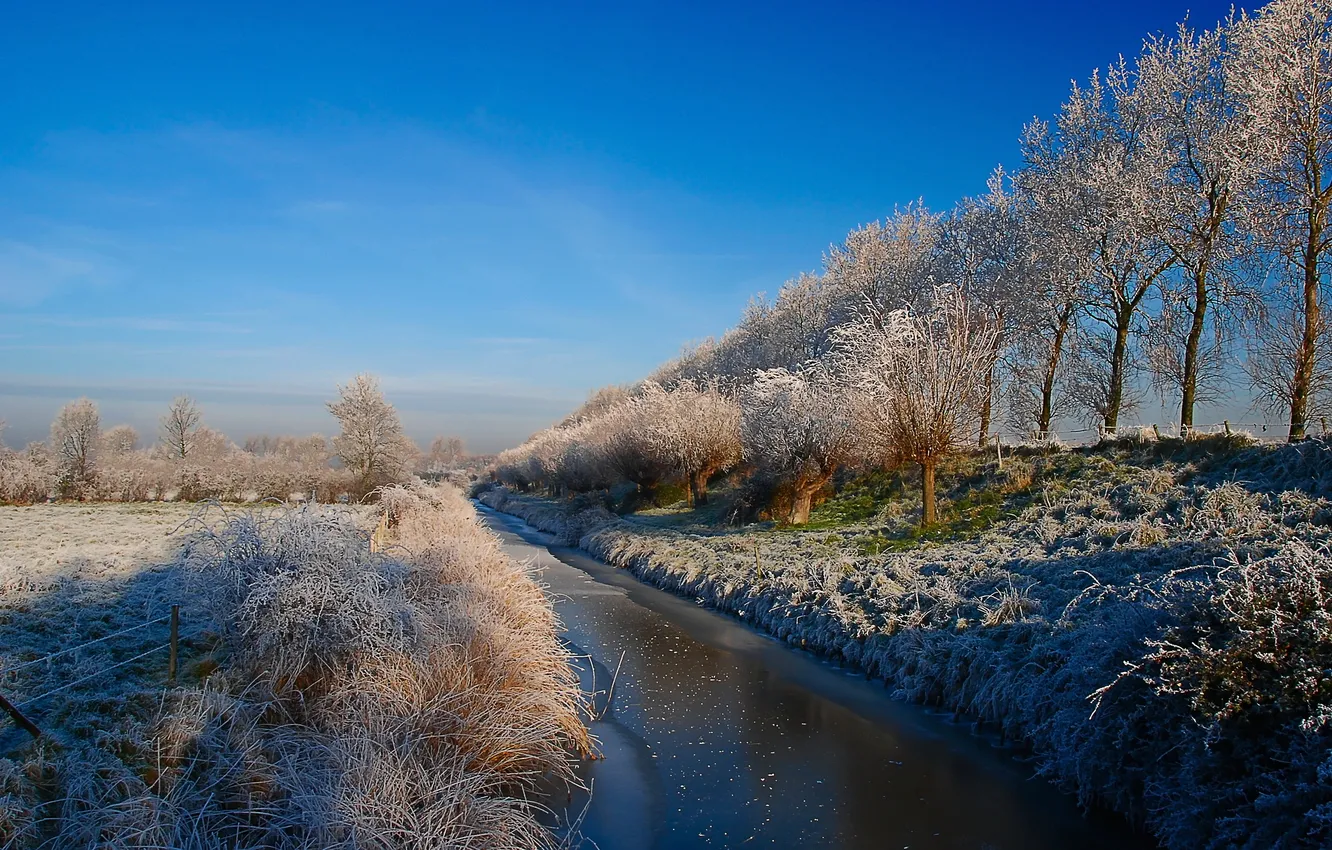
[
  {"x1": 327, "y1": 374, "x2": 412, "y2": 488},
  {"x1": 1024, "y1": 64, "x2": 1177, "y2": 432},
  {"x1": 1140, "y1": 21, "x2": 1254, "y2": 432},
  {"x1": 937, "y1": 170, "x2": 1030, "y2": 443},
  {"x1": 1232, "y1": 0, "x2": 1332, "y2": 440}
]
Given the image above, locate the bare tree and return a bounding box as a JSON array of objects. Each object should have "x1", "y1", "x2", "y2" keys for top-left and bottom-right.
[
  {"x1": 741, "y1": 362, "x2": 855, "y2": 525},
  {"x1": 833, "y1": 287, "x2": 998, "y2": 527},
  {"x1": 51, "y1": 398, "x2": 101, "y2": 497},
  {"x1": 1231, "y1": 0, "x2": 1332, "y2": 440},
  {"x1": 1137, "y1": 20, "x2": 1259, "y2": 432},
  {"x1": 327, "y1": 374, "x2": 412, "y2": 488},
  {"x1": 1023, "y1": 64, "x2": 1177, "y2": 432},
  {"x1": 160, "y1": 396, "x2": 203, "y2": 459}
]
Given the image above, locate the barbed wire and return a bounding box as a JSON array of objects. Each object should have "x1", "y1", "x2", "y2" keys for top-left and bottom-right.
[
  {"x1": 0, "y1": 614, "x2": 172, "y2": 676},
  {"x1": 15, "y1": 643, "x2": 171, "y2": 709}
]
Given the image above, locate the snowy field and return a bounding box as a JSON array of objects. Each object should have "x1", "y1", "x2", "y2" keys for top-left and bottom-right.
[{"x1": 0, "y1": 503, "x2": 200, "y2": 746}]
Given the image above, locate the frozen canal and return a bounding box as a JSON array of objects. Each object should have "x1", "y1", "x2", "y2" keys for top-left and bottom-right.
[{"x1": 478, "y1": 506, "x2": 1151, "y2": 850}]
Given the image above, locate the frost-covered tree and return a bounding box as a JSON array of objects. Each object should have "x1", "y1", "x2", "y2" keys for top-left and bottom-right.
[
  {"x1": 592, "y1": 396, "x2": 672, "y2": 498},
  {"x1": 641, "y1": 378, "x2": 742, "y2": 505},
  {"x1": 1139, "y1": 21, "x2": 1255, "y2": 431},
  {"x1": 100, "y1": 424, "x2": 140, "y2": 457},
  {"x1": 1231, "y1": 0, "x2": 1332, "y2": 440},
  {"x1": 824, "y1": 205, "x2": 939, "y2": 313},
  {"x1": 423, "y1": 436, "x2": 465, "y2": 473},
  {"x1": 832, "y1": 287, "x2": 998, "y2": 526},
  {"x1": 327, "y1": 374, "x2": 412, "y2": 488},
  {"x1": 741, "y1": 362, "x2": 855, "y2": 524},
  {"x1": 937, "y1": 170, "x2": 1031, "y2": 443},
  {"x1": 51, "y1": 398, "x2": 101, "y2": 497},
  {"x1": 159, "y1": 396, "x2": 203, "y2": 459},
  {"x1": 1023, "y1": 63, "x2": 1177, "y2": 432},
  {"x1": 1010, "y1": 165, "x2": 1084, "y2": 438}
]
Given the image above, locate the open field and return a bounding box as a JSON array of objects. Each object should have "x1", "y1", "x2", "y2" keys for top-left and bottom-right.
[{"x1": 0, "y1": 486, "x2": 588, "y2": 849}]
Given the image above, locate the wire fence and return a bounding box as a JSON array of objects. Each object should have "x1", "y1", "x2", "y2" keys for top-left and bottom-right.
[
  {"x1": 1015, "y1": 419, "x2": 1317, "y2": 445},
  {"x1": 0, "y1": 604, "x2": 181, "y2": 739}
]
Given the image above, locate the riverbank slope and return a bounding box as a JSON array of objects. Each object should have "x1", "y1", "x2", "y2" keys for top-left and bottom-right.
[{"x1": 477, "y1": 436, "x2": 1332, "y2": 850}]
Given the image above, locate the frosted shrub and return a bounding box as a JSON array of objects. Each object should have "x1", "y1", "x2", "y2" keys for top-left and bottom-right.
[
  {"x1": 1114, "y1": 541, "x2": 1332, "y2": 848},
  {"x1": 179, "y1": 505, "x2": 420, "y2": 694},
  {"x1": 0, "y1": 444, "x2": 55, "y2": 503}
]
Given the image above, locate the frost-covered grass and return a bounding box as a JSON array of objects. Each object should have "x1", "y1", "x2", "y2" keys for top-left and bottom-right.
[
  {"x1": 0, "y1": 486, "x2": 589, "y2": 849},
  {"x1": 477, "y1": 435, "x2": 1332, "y2": 850}
]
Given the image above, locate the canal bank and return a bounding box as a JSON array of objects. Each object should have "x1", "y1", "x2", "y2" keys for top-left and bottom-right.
[{"x1": 480, "y1": 505, "x2": 1149, "y2": 849}]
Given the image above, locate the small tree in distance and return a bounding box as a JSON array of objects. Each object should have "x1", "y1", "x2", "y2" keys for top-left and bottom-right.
[
  {"x1": 328, "y1": 374, "x2": 412, "y2": 490},
  {"x1": 51, "y1": 398, "x2": 101, "y2": 498},
  {"x1": 160, "y1": 396, "x2": 203, "y2": 459},
  {"x1": 101, "y1": 425, "x2": 140, "y2": 457}
]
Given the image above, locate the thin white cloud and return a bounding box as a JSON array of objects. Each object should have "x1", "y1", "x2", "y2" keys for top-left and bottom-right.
[{"x1": 0, "y1": 240, "x2": 106, "y2": 305}]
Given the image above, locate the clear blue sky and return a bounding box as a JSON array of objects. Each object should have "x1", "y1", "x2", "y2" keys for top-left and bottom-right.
[{"x1": 0, "y1": 0, "x2": 1244, "y2": 452}]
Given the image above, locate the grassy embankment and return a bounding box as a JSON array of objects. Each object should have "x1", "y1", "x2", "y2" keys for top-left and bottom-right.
[
  {"x1": 0, "y1": 484, "x2": 589, "y2": 849},
  {"x1": 477, "y1": 434, "x2": 1332, "y2": 850}
]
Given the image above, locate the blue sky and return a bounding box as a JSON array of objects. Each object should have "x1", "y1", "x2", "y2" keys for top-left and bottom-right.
[{"x1": 0, "y1": 0, "x2": 1243, "y2": 452}]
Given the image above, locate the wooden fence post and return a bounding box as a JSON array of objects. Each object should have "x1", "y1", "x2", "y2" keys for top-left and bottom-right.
[
  {"x1": 168, "y1": 604, "x2": 179, "y2": 685},
  {"x1": 0, "y1": 691, "x2": 41, "y2": 739}
]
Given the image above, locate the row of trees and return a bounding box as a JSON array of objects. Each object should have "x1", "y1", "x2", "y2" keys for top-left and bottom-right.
[
  {"x1": 658, "y1": 0, "x2": 1331, "y2": 441},
  {"x1": 494, "y1": 0, "x2": 1332, "y2": 522},
  {"x1": 495, "y1": 289, "x2": 992, "y2": 524},
  {"x1": 0, "y1": 375, "x2": 472, "y2": 502}
]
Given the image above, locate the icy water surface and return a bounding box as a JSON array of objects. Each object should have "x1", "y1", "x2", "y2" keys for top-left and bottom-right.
[{"x1": 478, "y1": 506, "x2": 1152, "y2": 850}]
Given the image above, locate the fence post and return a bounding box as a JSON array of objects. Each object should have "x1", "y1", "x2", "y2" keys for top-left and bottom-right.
[
  {"x1": 0, "y1": 691, "x2": 41, "y2": 739},
  {"x1": 1152, "y1": 423, "x2": 1161, "y2": 440},
  {"x1": 754, "y1": 542, "x2": 763, "y2": 581},
  {"x1": 995, "y1": 434, "x2": 1004, "y2": 471},
  {"x1": 1223, "y1": 420, "x2": 1231, "y2": 435},
  {"x1": 168, "y1": 605, "x2": 179, "y2": 685}
]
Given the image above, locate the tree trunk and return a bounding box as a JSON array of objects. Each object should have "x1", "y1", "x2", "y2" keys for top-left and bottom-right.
[
  {"x1": 1104, "y1": 308, "x2": 1133, "y2": 433},
  {"x1": 1290, "y1": 207, "x2": 1323, "y2": 442},
  {"x1": 978, "y1": 360, "x2": 995, "y2": 447},
  {"x1": 920, "y1": 456, "x2": 936, "y2": 528},
  {"x1": 1038, "y1": 302, "x2": 1075, "y2": 436},
  {"x1": 977, "y1": 314, "x2": 1003, "y2": 447},
  {"x1": 1180, "y1": 261, "x2": 1209, "y2": 431},
  {"x1": 790, "y1": 487, "x2": 815, "y2": 525},
  {"x1": 689, "y1": 469, "x2": 710, "y2": 506}
]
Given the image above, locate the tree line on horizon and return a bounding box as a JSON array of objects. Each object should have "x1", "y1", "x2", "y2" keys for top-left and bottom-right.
[
  {"x1": 0, "y1": 375, "x2": 476, "y2": 502},
  {"x1": 492, "y1": 0, "x2": 1332, "y2": 524}
]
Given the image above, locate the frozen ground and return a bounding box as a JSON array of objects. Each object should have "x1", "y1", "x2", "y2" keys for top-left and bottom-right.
[
  {"x1": 0, "y1": 490, "x2": 585, "y2": 849},
  {"x1": 0, "y1": 503, "x2": 199, "y2": 747}
]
